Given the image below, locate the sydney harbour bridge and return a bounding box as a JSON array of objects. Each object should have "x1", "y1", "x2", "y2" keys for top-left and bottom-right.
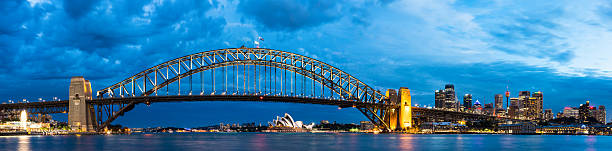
[{"x1": 0, "y1": 47, "x2": 523, "y2": 132}]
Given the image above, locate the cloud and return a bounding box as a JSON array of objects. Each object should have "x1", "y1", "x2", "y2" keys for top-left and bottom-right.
[
  {"x1": 2, "y1": 0, "x2": 612, "y2": 126},
  {"x1": 237, "y1": 0, "x2": 344, "y2": 31},
  {"x1": 0, "y1": 0, "x2": 228, "y2": 100},
  {"x1": 62, "y1": 0, "x2": 101, "y2": 19}
]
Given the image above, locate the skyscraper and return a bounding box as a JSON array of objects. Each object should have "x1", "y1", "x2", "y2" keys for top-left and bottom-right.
[
  {"x1": 494, "y1": 94, "x2": 505, "y2": 115},
  {"x1": 434, "y1": 84, "x2": 458, "y2": 111},
  {"x1": 599, "y1": 105, "x2": 606, "y2": 124},
  {"x1": 514, "y1": 91, "x2": 543, "y2": 120},
  {"x1": 435, "y1": 90, "x2": 444, "y2": 109},
  {"x1": 508, "y1": 98, "x2": 519, "y2": 118},
  {"x1": 579, "y1": 101, "x2": 591, "y2": 122},
  {"x1": 443, "y1": 84, "x2": 457, "y2": 111},
  {"x1": 532, "y1": 92, "x2": 543, "y2": 119},
  {"x1": 495, "y1": 94, "x2": 504, "y2": 109},
  {"x1": 463, "y1": 94, "x2": 472, "y2": 110},
  {"x1": 518, "y1": 91, "x2": 531, "y2": 119}
]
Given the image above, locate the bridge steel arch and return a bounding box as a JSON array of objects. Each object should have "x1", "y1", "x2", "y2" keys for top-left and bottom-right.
[{"x1": 94, "y1": 47, "x2": 395, "y2": 132}]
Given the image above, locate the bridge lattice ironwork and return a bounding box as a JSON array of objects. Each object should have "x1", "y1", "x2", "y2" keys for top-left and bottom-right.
[{"x1": 94, "y1": 47, "x2": 395, "y2": 131}]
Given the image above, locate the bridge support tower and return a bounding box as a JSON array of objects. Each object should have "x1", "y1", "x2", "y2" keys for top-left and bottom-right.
[
  {"x1": 68, "y1": 76, "x2": 96, "y2": 132},
  {"x1": 382, "y1": 87, "x2": 412, "y2": 132}
]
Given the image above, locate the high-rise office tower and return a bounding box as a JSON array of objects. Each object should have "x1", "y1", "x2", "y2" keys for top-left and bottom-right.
[
  {"x1": 434, "y1": 84, "x2": 458, "y2": 111},
  {"x1": 579, "y1": 100, "x2": 591, "y2": 122},
  {"x1": 443, "y1": 84, "x2": 457, "y2": 111},
  {"x1": 599, "y1": 105, "x2": 606, "y2": 124},
  {"x1": 532, "y1": 92, "x2": 543, "y2": 119},
  {"x1": 434, "y1": 90, "x2": 444, "y2": 109},
  {"x1": 463, "y1": 94, "x2": 472, "y2": 110},
  {"x1": 495, "y1": 94, "x2": 504, "y2": 109}
]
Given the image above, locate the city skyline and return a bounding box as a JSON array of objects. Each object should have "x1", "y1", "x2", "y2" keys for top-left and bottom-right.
[{"x1": 2, "y1": 0, "x2": 612, "y2": 128}]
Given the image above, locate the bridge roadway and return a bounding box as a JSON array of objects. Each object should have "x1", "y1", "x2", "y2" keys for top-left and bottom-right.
[
  {"x1": 0, "y1": 99, "x2": 523, "y2": 122},
  {"x1": 0, "y1": 47, "x2": 528, "y2": 131}
]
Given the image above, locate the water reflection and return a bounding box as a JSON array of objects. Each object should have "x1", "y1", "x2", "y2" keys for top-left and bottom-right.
[
  {"x1": 585, "y1": 136, "x2": 596, "y2": 151},
  {"x1": 17, "y1": 136, "x2": 30, "y2": 151},
  {"x1": 251, "y1": 133, "x2": 268, "y2": 151},
  {"x1": 398, "y1": 134, "x2": 414, "y2": 150},
  {"x1": 2, "y1": 133, "x2": 612, "y2": 150}
]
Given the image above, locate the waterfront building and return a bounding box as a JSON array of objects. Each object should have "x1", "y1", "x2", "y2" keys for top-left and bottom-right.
[
  {"x1": 544, "y1": 109, "x2": 553, "y2": 121},
  {"x1": 463, "y1": 94, "x2": 472, "y2": 111},
  {"x1": 272, "y1": 113, "x2": 314, "y2": 129},
  {"x1": 499, "y1": 122, "x2": 536, "y2": 134},
  {"x1": 360, "y1": 121, "x2": 374, "y2": 130},
  {"x1": 537, "y1": 125, "x2": 589, "y2": 134}
]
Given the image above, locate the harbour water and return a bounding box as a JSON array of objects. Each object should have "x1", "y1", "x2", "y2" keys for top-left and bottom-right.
[{"x1": 1, "y1": 133, "x2": 610, "y2": 151}]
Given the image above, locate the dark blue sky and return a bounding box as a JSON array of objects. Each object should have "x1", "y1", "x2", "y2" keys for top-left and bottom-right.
[{"x1": 2, "y1": 0, "x2": 612, "y2": 128}]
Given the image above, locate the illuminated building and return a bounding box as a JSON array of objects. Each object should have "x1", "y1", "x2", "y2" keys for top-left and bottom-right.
[
  {"x1": 495, "y1": 94, "x2": 503, "y2": 109},
  {"x1": 499, "y1": 122, "x2": 536, "y2": 134},
  {"x1": 20, "y1": 110, "x2": 27, "y2": 130},
  {"x1": 434, "y1": 90, "x2": 444, "y2": 109},
  {"x1": 434, "y1": 84, "x2": 458, "y2": 111},
  {"x1": 599, "y1": 105, "x2": 606, "y2": 124},
  {"x1": 463, "y1": 94, "x2": 472, "y2": 111},
  {"x1": 532, "y1": 92, "x2": 543, "y2": 119},
  {"x1": 556, "y1": 112, "x2": 563, "y2": 119},
  {"x1": 272, "y1": 113, "x2": 314, "y2": 129},
  {"x1": 508, "y1": 98, "x2": 519, "y2": 118},
  {"x1": 473, "y1": 100, "x2": 482, "y2": 114},
  {"x1": 579, "y1": 101, "x2": 591, "y2": 122},
  {"x1": 484, "y1": 103, "x2": 494, "y2": 115},
  {"x1": 544, "y1": 109, "x2": 553, "y2": 121},
  {"x1": 514, "y1": 91, "x2": 543, "y2": 120},
  {"x1": 563, "y1": 107, "x2": 579, "y2": 119},
  {"x1": 494, "y1": 94, "x2": 505, "y2": 115},
  {"x1": 518, "y1": 91, "x2": 532, "y2": 119},
  {"x1": 360, "y1": 121, "x2": 374, "y2": 130}
]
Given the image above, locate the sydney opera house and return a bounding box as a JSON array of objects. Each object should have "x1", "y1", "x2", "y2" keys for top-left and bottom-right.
[{"x1": 269, "y1": 113, "x2": 315, "y2": 129}]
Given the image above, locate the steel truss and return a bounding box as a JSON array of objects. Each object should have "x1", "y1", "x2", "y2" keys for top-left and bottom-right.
[{"x1": 95, "y1": 47, "x2": 394, "y2": 132}]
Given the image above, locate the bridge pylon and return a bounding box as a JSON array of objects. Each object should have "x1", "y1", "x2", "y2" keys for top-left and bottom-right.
[
  {"x1": 68, "y1": 76, "x2": 96, "y2": 132},
  {"x1": 382, "y1": 87, "x2": 412, "y2": 132}
]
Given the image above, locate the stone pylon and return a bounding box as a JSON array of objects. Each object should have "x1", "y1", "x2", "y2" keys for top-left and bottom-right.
[{"x1": 68, "y1": 76, "x2": 96, "y2": 132}]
